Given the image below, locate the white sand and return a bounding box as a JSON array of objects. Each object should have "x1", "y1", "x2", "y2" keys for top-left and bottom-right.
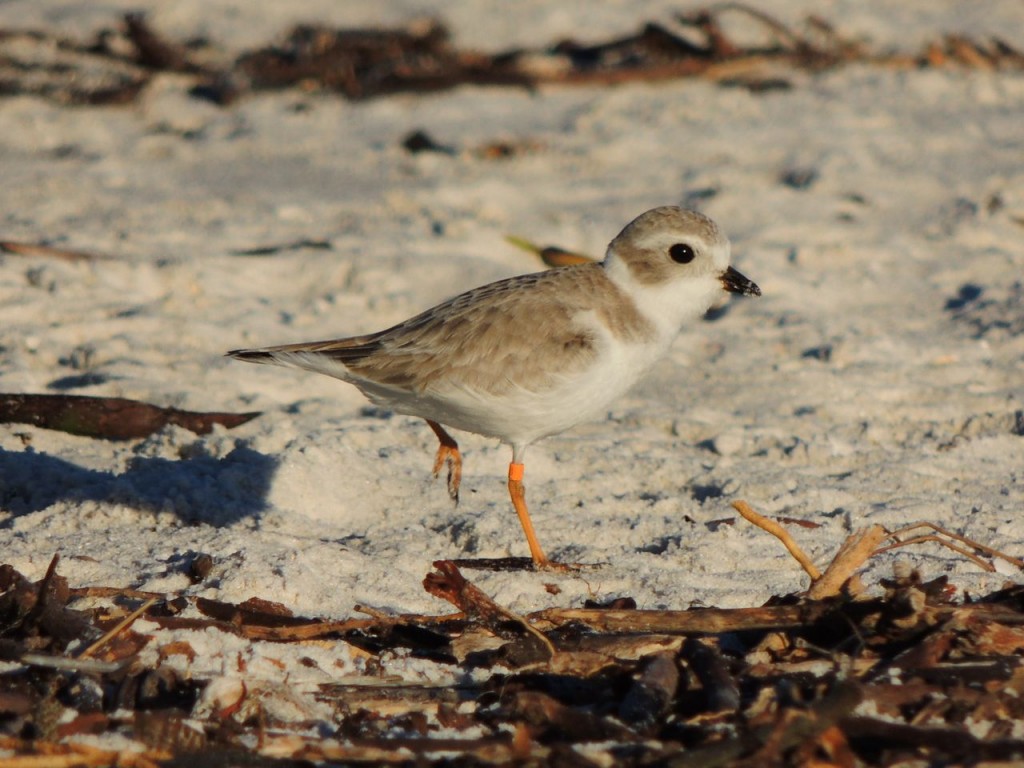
[{"x1": 0, "y1": 0, "x2": 1022, "y2": 718}]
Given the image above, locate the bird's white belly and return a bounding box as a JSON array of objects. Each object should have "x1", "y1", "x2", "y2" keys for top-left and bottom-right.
[{"x1": 362, "y1": 332, "x2": 673, "y2": 446}]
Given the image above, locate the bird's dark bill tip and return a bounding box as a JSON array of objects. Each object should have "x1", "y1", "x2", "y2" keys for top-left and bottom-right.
[{"x1": 720, "y1": 266, "x2": 761, "y2": 297}]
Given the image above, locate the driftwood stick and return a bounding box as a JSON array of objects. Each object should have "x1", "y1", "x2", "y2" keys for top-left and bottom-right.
[
  {"x1": 807, "y1": 525, "x2": 888, "y2": 599},
  {"x1": 532, "y1": 602, "x2": 834, "y2": 634}
]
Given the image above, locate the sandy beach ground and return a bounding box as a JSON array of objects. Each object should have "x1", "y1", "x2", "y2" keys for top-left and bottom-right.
[{"x1": 1, "y1": 0, "x2": 1022, "y2": 721}]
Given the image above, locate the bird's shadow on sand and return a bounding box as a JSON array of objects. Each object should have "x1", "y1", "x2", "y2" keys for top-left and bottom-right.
[{"x1": 0, "y1": 444, "x2": 277, "y2": 527}]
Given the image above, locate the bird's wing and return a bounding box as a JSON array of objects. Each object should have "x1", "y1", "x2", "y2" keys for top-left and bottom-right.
[{"x1": 230, "y1": 263, "x2": 651, "y2": 395}]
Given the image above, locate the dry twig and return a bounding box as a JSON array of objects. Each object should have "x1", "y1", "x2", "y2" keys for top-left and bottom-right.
[
  {"x1": 732, "y1": 500, "x2": 821, "y2": 580},
  {"x1": 733, "y1": 500, "x2": 1020, "y2": 599},
  {"x1": 876, "y1": 522, "x2": 1024, "y2": 572},
  {"x1": 78, "y1": 597, "x2": 157, "y2": 658}
]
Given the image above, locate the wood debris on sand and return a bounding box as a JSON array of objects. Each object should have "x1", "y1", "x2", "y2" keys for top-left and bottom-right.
[
  {"x1": 2, "y1": 519, "x2": 1023, "y2": 766},
  {"x1": 0, "y1": 7, "x2": 1021, "y2": 106}
]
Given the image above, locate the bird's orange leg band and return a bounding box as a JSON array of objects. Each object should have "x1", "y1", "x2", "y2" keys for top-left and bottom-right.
[
  {"x1": 426, "y1": 420, "x2": 462, "y2": 503},
  {"x1": 508, "y1": 462, "x2": 548, "y2": 567}
]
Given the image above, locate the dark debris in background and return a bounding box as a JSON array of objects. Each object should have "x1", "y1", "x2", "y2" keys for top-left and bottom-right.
[{"x1": 0, "y1": 7, "x2": 1021, "y2": 107}]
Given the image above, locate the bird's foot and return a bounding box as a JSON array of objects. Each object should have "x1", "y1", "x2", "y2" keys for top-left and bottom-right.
[{"x1": 431, "y1": 443, "x2": 462, "y2": 504}]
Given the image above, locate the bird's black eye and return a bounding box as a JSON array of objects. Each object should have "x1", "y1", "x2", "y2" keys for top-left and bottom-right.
[{"x1": 669, "y1": 243, "x2": 695, "y2": 264}]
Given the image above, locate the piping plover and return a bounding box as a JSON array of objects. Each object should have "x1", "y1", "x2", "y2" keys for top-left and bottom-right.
[{"x1": 228, "y1": 207, "x2": 760, "y2": 568}]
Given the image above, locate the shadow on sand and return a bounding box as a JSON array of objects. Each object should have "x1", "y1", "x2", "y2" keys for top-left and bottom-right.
[{"x1": 0, "y1": 445, "x2": 278, "y2": 527}]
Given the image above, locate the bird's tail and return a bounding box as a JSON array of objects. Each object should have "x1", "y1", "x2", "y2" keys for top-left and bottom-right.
[
  {"x1": 226, "y1": 342, "x2": 359, "y2": 381},
  {"x1": 226, "y1": 347, "x2": 275, "y2": 363}
]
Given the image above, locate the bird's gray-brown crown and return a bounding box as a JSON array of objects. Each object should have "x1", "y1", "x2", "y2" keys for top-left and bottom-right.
[
  {"x1": 605, "y1": 206, "x2": 732, "y2": 286},
  {"x1": 612, "y1": 206, "x2": 724, "y2": 250}
]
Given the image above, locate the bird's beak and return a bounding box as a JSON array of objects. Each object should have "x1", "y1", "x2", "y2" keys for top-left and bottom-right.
[{"x1": 720, "y1": 266, "x2": 761, "y2": 297}]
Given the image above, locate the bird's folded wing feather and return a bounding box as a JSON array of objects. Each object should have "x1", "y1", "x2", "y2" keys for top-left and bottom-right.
[{"x1": 232, "y1": 264, "x2": 650, "y2": 395}]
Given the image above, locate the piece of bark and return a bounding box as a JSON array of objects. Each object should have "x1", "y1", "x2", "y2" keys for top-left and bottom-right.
[
  {"x1": 618, "y1": 651, "x2": 680, "y2": 730},
  {"x1": 682, "y1": 638, "x2": 740, "y2": 712}
]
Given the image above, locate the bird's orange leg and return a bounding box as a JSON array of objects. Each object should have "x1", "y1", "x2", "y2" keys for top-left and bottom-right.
[
  {"x1": 508, "y1": 462, "x2": 550, "y2": 568},
  {"x1": 426, "y1": 420, "x2": 462, "y2": 503}
]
